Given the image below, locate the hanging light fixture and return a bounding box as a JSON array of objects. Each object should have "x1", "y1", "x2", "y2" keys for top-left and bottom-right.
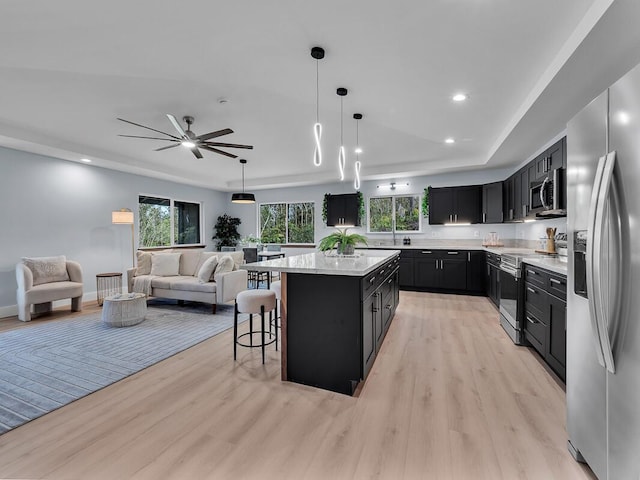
[
  {"x1": 231, "y1": 159, "x2": 256, "y2": 204},
  {"x1": 311, "y1": 46, "x2": 325, "y2": 167},
  {"x1": 353, "y1": 113, "x2": 362, "y2": 190},
  {"x1": 337, "y1": 87, "x2": 348, "y2": 181}
]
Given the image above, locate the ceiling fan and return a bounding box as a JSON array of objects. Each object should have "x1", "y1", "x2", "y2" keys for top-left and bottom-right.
[{"x1": 117, "y1": 114, "x2": 253, "y2": 159}]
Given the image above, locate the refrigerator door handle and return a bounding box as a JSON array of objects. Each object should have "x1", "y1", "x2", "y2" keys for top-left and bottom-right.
[{"x1": 586, "y1": 154, "x2": 609, "y2": 369}]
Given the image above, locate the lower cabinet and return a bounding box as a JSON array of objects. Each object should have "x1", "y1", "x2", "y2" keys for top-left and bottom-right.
[
  {"x1": 362, "y1": 261, "x2": 400, "y2": 379},
  {"x1": 523, "y1": 264, "x2": 567, "y2": 381},
  {"x1": 401, "y1": 249, "x2": 484, "y2": 294}
]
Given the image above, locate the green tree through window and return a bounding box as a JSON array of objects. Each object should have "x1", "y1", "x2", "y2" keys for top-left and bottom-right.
[
  {"x1": 369, "y1": 195, "x2": 420, "y2": 233},
  {"x1": 259, "y1": 202, "x2": 315, "y2": 244},
  {"x1": 139, "y1": 196, "x2": 201, "y2": 247}
]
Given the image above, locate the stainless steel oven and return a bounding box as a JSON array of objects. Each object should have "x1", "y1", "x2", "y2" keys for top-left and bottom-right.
[{"x1": 499, "y1": 254, "x2": 525, "y2": 345}]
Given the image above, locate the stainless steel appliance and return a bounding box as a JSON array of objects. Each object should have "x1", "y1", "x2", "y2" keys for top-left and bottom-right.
[
  {"x1": 498, "y1": 253, "x2": 526, "y2": 345},
  {"x1": 529, "y1": 167, "x2": 567, "y2": 217},
  {"x1": 566, "y1": 62, "x2": 639, "y2": 480}
]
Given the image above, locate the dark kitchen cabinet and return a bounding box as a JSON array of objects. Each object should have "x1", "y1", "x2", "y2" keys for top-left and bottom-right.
[
  {"x1": 523, "y1": 263, "x2": 567, "y2": 382},
  {"x1": 441, "y1": 258, "x2": 467, "y2": 290},
  {"x1": 362, "y1": 293, "x2": 378, "y2": 378},
  {"x1": 398, "y1": 252, "x2": 414, "y2": 288},
  {"x1": 482, "y1": 182, "x2": 503, "y2": 223},
  {"x1": 428, "y1": 186, "x2": 482, "y2": 225},
  {"x1": 534, "y1": 137, "x2": 566, "y2": 180},
  {"x1": 503, "y1": 175, "x2": 515, "y2": 222},
  {"x1": 466, "y1": 250, "x2": 486, "y2": 293},
  {"x1": 326, "y1": 193, "x2": 360, "y2": 227},
  {"x1": 414, "y1": 252, "x2": 440, "y2": 288}
]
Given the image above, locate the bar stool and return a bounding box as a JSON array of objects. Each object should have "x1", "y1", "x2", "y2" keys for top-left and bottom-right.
[
  {"x1": 234, "y1": 289, "x2": 277, "y2": 363},
  {"x1": 270, "y1": 281, "x2": 281, "y2": 338}
]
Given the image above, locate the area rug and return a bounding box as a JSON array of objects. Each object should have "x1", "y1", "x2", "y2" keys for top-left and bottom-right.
[{"x1": 0, "y1": 300, "x2": 242, "y2": 435}]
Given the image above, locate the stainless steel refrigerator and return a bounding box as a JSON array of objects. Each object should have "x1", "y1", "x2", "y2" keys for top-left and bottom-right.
[{"x1": 567, "y1": 62, "x2": 640, "y2": 480}]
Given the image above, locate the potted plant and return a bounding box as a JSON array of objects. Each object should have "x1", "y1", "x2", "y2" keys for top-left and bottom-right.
[
  {"x1": 318, "y1": 228, "x2": 368, "y2": 255},
  {"x1": 212, "y1": 214, "x2": 241, "y2": 250}
]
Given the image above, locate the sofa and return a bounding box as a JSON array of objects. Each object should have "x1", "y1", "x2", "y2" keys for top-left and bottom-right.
[
  {"x1": 127, "y1": 249, "x2": 247, "y2": 314},
  {"x1": 16, "y1": 255, "x2": 83, "y2": 322}
]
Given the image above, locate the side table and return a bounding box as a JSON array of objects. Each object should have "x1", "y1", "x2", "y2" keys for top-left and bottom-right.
[{"x1": 96, "y1": 272, "x2": 123, "y2": 306}]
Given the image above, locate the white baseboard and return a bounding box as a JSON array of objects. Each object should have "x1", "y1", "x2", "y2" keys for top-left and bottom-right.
[{"x1": 0, "y1": 290, "x2": 99, "y2": 319}]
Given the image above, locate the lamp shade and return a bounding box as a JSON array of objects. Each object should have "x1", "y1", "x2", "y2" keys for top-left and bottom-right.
[
  {"x1": 112, "y1": 209, "x2": 134, "y2": 224},
  {"x1": 231, "y1": 192, "x2": 256, "y2": 204}
]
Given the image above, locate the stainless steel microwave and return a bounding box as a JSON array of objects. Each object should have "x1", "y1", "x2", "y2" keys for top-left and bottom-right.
[{"x1": 530, "y1": 168, "x2": 566, "y2": 217}]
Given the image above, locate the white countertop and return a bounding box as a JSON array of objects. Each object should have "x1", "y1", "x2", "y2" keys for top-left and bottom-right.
[
  {"x1": 241, "y1": 250, "x2": 400, "y2": 276},
  {"x1": 522, "y1": 256, "x2": 568, "y2": 275}
]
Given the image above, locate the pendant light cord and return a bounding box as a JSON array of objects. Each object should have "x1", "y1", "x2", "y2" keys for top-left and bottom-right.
[
  {"x1": 340, "y1": 97, "x2": 344, "y2": 145},
  {"x1": 316, "y1": 59, "x2": 320, "y2": 123},
  {"x1": 242, "y1": 163, "x2": 245, "y2": 193}
]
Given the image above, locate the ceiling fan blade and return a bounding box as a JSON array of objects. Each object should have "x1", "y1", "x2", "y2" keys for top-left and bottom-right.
[
  {"x1": 118, "y1": 134, "x2": 178, "y2": 141},
  {"x1": 166, "y1": 114, "x2": 188, "y2": 139},
  {"x1": 200, "y1": 145, "x2": 238, "y2": 158},
  {"x1": 191, "y1": 147, "x2": 203, "y2": 159},
  {"x1": 155, "y1": 143, "x2": 182, "y2": 152},
  {"x1": 117, "y1": 118, "x2": 180, "y2": 140},
  {"x1": 197, "y1": 128, "x2": 233, "y2": 141},
  {"x1": 202, "y1": 142, "x2": 253, "y2": 150}
]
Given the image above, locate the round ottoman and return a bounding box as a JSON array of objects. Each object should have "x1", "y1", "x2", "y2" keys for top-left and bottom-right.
[{"x1": 102, "y1": 293, "x2": 147, "y2": 327}]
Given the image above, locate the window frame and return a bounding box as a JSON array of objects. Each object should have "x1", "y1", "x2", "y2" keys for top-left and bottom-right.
[
  {"x1": 367, "y1": 194, "x2": 422, "y2": 234},
  {"x1": 258, "y1": 200, "x2": 316, "y2": 245},
  {"x1": 138, "y1": 193, "x2": 204, "y2": 248}
]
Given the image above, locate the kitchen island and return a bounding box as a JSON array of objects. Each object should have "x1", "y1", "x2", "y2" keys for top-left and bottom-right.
[{"x1": 241, "y1": 250, "x2": 400, "y2": 395}]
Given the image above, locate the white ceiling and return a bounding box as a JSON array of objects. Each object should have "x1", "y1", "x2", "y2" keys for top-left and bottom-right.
[{"x1": 1, "y1": 0, "x2": 638, "y2": 192}]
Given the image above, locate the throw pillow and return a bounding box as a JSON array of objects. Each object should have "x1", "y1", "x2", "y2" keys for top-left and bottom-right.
[
  {"x1": 214, "y1": 255, "x2": 235, "y2": 275},
  {"x1": 136, "y1": 251, "x2": 152, "y2": 276},
  {"x1": 197, "y1": 256, "x2": 218, "y2": 283},
  {"x1": 195, "y1": 252, "x2": 218, "y2": 274},
  {"x1": 150, "y1": 253, "x2": 181, "y2": 276},
  {"x1": 22, "y1": 255, "x2": 70, "y2": 286}
]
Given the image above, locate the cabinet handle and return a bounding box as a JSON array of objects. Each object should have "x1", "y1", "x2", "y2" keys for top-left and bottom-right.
[
  {"x1": 483, "y1": 212, "x2": 487, "y2": 223},
  {"x1": 380, "y1": 269, "x2": 385, "y2": 276},
  {"x1": 487, "y1": 265, "x2": 490, "y2": 275},
  {"x1": 550, "y1": 278, "x2": 564, "y2": 285},
  {"x1": 449, "y1": 214, "x2": 452, "y2": 222},
  {"x1": 385, "y1": 304, "x2": 392, "y2": 310},
  {"x1": 455, "y1": 214, "x2": 458, "y2": 222},
  {"x1": 447, "y1": 251, "x2": 458, "y2": 255},
  {"x1": 440, "y1": 260, "x2": 444, "y2": 269},
  {"x1": 369, "y1": 276, "x2": 376, "y2": 284},
  {"x1": 422, "y1": 251, "x2": 432, "y2": 254},
  {"x1": 501, "y1": 211, "x2": 504, "y2": 222},
  {"x1": 435, "y1": 260, "x2": 438, "y2": 269},
  {"x1": 468, "y1": 252, "x2": 471, "y2": 262},
  {"x1": 526, "y1": 316, "x2": 538, "y2": 324},
  {"x1": 527, "y1": 287, "x2": 537, "y2": 294},
  {"x1": 372, "y1": 306, "x2": 379, "y2": 312},
  {"x1": 527, "y1": 269, "x2": 537, "y2": 275}
]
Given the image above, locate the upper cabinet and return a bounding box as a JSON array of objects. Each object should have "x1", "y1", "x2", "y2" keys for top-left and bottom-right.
[
  {"x1": 428, "y1": 186, "x2": 482, "y2": 225},
  {"x1": 533, "y1": 137, "x2": 566, "y2": 181},
  {"x1": 326, "y1": 193, "x2": 361, "y2": 227},
  {"x1": 482, "y1": 182, "x2": 503, "y2": 223}
]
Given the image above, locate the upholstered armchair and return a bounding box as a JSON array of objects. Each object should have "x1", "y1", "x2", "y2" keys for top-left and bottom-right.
[{"x1": 16, "y1": 256, "x2": 84, "y2": 322}]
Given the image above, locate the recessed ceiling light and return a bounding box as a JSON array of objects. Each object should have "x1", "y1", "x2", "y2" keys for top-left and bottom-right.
[
  {"x1": 452, "y1": 93, "x2": 467, "y2": 102},
  {"x1": 181, "y1": 141, "x2": 196, "y2": 148},
  {"x1": 81, "y1": 158, "x2": 92, "y2": 163},
  {"x1": 445, "y1": 138, "x2": 455, "y2": 144}
]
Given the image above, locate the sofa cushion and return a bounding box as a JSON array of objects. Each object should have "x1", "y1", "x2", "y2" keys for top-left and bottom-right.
[
  {"x1": 169, "y1": 277, "x2": 216, "y2": 294},
  {"x1": 22, "y1": 256, "x2": 70, "y2": 286},
  {"x1": 179, "y1": 250, "x2": 203, "y2": 276},
  {"x1": 135, "y1": 251, "x2": 152, "y2": 276},
  {"x1": 150, "y1": 253, "x2": 181, "y2": 276},
  {"x1": 214, "y1": 255, "x2": 235, "y2": 275},
  {"x1": 197, "y1": 256, "x2": 218, "y2": 283},
  {"x1": 195, "y1": 252, "x2": 218, "y2": 274},
  {"x1": 26, "y1": 281, "x2": 83, "y2": 303},
  {"x1": 150, "y1": 276, "x2": 184, "y2": 289}
]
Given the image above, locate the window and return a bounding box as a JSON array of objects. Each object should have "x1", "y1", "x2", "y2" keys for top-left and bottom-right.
[
  {"x1": 259, "y1": 202, "x2": 315, "y2": 244},
  {"x1": 139, "y1": 195, "x2": 202, "y2": 247},
  {"x1": 368, "y1": 195, "x2": 420, "y2": 233}
]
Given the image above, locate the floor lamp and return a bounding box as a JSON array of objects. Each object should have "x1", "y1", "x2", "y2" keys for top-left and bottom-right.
[{"x1": 112, "y1": 208, "x2": 135, "y2": 268}]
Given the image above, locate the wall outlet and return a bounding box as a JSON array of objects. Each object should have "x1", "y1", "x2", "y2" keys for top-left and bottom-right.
[
  {"x1": 431, "y1": 231, "x2": 438, "y2": 238},
  {"x1": 518, "y1": 230, "x2": 525, "y2": 239},
  {"x1": 473, "y1": 230, "x2": 479, "y2": 237}
]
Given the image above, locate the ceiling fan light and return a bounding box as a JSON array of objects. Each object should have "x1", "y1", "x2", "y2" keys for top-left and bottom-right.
[
  {"x1": 181, "y1": 141, "x2": 196, "y2": 148},
  {"x1": 231, "y1": 192, "x2": 256, "y2": 204}
]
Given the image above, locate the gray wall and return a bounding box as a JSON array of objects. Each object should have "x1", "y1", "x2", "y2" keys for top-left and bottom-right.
[{"x1": 0, "y1": 147, "x2": 227, "y2": 315}]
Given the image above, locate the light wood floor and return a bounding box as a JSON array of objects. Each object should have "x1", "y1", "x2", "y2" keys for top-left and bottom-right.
[{"x1": 0, "y1": 292, "x2": 596, "y2": 480}]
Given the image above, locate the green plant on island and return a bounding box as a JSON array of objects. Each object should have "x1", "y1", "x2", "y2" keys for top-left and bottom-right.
[{"x1": 318, "y1": 228, "x2": 368, "y2": 255}]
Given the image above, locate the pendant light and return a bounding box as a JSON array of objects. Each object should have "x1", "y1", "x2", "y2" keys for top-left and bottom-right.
[
  {"x1": 353, "y1": 113, "x2": 362, "y2": 190},
  {"x1": 311, "y1": 46, "x2": 325, "y2": 167},
  {"x1": 231, "y1": 159, "x2": 255, "y2": 204},
  {"x1": 337, "y1": 87, "x2": 348, "y2": 181}
]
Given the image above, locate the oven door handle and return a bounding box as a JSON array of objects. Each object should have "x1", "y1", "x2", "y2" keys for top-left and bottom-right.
[{"x1": 499, "y1": 264, "x2": 518, "y2": 277}]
